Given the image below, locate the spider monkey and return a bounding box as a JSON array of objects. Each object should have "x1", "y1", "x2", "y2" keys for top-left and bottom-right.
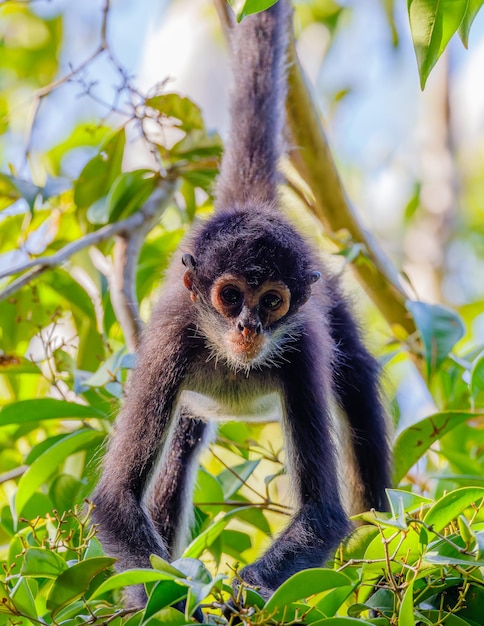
[{"x1": 92, "y1": 0, "x2": 391, "y2": 607}]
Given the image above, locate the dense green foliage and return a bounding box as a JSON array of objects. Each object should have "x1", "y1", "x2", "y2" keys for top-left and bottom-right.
[{"x1": 2, "y1": 0, "x2": 484, "y2": 624}]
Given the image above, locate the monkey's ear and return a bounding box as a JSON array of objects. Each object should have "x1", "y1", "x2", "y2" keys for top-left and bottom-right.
[
  {"x1": 182, "y1": 253, "x2": 197, "y2": 270},
  {"x1": 182, "y1": 254, "x2": 198, "y2": 302},
  {"x1": 308, "y1": 271, "x2": 321, "y2": 284}
]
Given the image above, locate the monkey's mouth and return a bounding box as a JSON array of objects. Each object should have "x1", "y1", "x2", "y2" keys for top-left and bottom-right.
[{"x1": 227, "y1": 332, "x2": 266, "y2": 362}]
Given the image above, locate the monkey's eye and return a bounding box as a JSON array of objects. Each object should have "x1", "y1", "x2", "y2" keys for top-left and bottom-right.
[
  {"x1": 220, "y1": 286, "x2": 243, "y2": 307},
  {"x1": 260, "y1": 292, "x2": 282, "y2": 311}
]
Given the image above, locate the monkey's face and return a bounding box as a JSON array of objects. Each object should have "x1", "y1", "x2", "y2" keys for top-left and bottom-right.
[
  {"x1": 184, "y1": 261, "x2": 293, "y2": 371},
  {"x1": 209, "y1": 274, "x2": 291, "y2": 363}
]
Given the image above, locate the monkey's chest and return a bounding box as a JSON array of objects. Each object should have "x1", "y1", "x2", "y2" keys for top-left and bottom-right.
[{"x1": 178, "y1": 389, "x2": 283, "y2": 422}]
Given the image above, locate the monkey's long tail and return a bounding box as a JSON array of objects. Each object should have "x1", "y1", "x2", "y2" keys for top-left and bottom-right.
[{"x1": 215, "y1": 0, "x2": 290, "y2": 209}]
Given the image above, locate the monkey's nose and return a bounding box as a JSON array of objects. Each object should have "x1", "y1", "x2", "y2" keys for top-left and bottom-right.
[{"x1": 238, "y1": 321, "x2": 263, "y2": 337}]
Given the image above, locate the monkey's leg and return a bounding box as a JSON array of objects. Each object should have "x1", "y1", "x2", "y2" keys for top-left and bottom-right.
[
  {"x1": 91, "y1": 329, "x2": 191, "y2": 607},
  {"x1": 238, "y1": 329, "x2": 351, "y2": 598},
  {"x1": 147, "y1": 412, "x2": 213, "y2": 559},
  {"x1": 328, "y1": 296, "x2": 391, "y2": 512}
]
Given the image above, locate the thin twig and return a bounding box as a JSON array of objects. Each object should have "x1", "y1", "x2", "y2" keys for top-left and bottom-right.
[{"x1": 24, "y1": 0, "x2": 111, "y2": 162}]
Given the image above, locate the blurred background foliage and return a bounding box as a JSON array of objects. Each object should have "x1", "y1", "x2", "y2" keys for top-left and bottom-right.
[{"x1": 2, "y1": 0, "x2": 484, "y2": 624}]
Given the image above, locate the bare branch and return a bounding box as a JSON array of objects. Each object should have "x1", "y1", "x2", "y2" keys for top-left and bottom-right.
[
  {"x1": 109, "y1": 186, "x2": 174, "y2": 351},
  {"x1": 0, "y1": 466, "x2": 27, "y2": 484},
  {"x1": 24, "y1": 0, "x2": 110, "y2": 161}
]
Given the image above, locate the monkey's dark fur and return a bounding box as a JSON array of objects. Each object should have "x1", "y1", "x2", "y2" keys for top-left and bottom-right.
[{"x1": 92, "y1": 0, "x2": 391, "y2": 607}]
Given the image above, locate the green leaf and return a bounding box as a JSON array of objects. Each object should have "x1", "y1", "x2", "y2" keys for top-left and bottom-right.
[
  {"x1": 228, "y1": 0, "x2": 279, "y2": 22},
  {"x1": 0, "y1": 398, "x2": 104, "y2": 426},
  {"x1": 46, "y1": 557, "x2": 117, "y2": 612},
  {"x1": 171, "y1": 558, "x2": 211, "y2": 584},
  {"x1": 393, "y1": 411, "x2": 476, "y2": 483},
  {"x1": 82, "y1": 349, "x2": 128, "y2": 388},
  {"x1": 459, "y1": 0, "x2": 484, "y2": 46},
  {"x1": 74, "y1": 129, "x2": 126, "y2": 210},
  {"x1": 150, "y1": 554, "x2": 185, "y2": 577},
  {"x1": 49, "y1": 474, "x2": 83, "y2": 512},
  {"x1": 315, "y1": 585, "x2": 354, "y2": 617},
  {"x1": 91, "y1": 569, "x2": 177, "y2": 598},
  {"x1": 193, "y1": 469, "x2": 225, "y2": 515},
  {"x1": 143, "y1": 580, "x2": 187, "y2": 622},
  {"x1": 143, "y1": 607, "x2": 189, "y2": 626},
  {"x1": 470, "y1": 351, "x2": 484, "y2": 403},
  {"x1": 106, "y1": 170, "x2": 158, "y2": 223},
  {"x1": 420, "y1": 610, "x2": 480, "y2": 625},
  {"x1": 20, "y1": 548, "x2": 68, "y2": 578},
  {"x1": 408, "y1": 0, "x2": 468, "y2": 89},
  {"x1": 15, "y1": 429, "x2": 105, "y2": 516},
  {"x1": 87, "y1": 170, "x2": 158, "y2": 225},
  {"x1": 183, "y1": 507, "x2": 251, "y2": 558},
  {"x1": 219, "y1": 460, "x2": 260, "y2": 498},
  {"x1": 146, "y1": 94, "x2": 205, "y2": 132},
  {"x1": 406, "y1": 300, "x2": 465, "y2": 377},
  {"x1": 10, "y1": 578, "x2": 38, "y2": 620},
  {"x1": 423, "y1": 486, "x2": 484, "y2": 533},
  {"x1": 0, "y1": 173, "x2": 22, "y2": 211},
  {"x1": 0, "y1": 356, "x2": 40, "y2": 376},
  {"x1": 264, "y1": 569, "x2": 351, "y2": 614},
  {"x1": 399, "y1": 578, "x2": 415, "y2": 626},
  {"x1": 386, "y1": 489, "x2": 433, "y2": 515}
]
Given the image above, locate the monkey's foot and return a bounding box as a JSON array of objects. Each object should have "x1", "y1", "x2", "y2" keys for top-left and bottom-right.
[{"x1": 235, "y1": 564, "x2": 275, "y2": 601}]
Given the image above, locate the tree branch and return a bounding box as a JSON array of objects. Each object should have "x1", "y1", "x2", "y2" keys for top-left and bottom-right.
[
  {"x1": 109, "y1": 186, "x2": 175, "y2": 351},
  {"x1": 0, "y1": 180, "x2": 176, "y2": 304},
  {"x1": 285, "y1": 35, "x2": 416, "y2": 335}
]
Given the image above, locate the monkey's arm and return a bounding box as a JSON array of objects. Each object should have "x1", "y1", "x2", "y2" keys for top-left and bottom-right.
[
  {"x1": 238, "y1": 324, "x2": 351, "y2": 597},
  {"x1": 92, "y1": 304, "x2": 192, "y2": 605}
]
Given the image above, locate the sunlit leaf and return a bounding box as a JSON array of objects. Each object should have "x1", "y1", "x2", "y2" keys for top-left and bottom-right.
[
  {"x1": 470, "y1": 352, "x2": 484, "y2": 404},
  {"x1": 228, "y1": 0, "x2": 278, "y2": 22},
  {"x1": 459, "y1": 0, "x2": 484, "y2": 46},
  {"x1": 0, "y1": 398, "x2": 104, "y2": 426},
  {"x1": 399, "y1": 578, "x2": 415, "y2": 626},
  {"x1": 91, "y1": 569, "x2": 177, "y2": 598},
  {"x1": 46, "y1": 557, "x2": 116, "y2": 612},
  {"x1": 406, "y1": 300, "x2": 465, "y2": 378},
  {"x1": 105, "y1": 170, "x2": 158, "y2": 223},
  {"x1": 264, "y1": 569, "x2": 352, "y2": 614},
  {"x1": 74, "y1": 129, "x2": 126, "y2": 211},
  {"x1": 146, "y1": 94, "x2": 204, "y2": 131},
  {"x1": 393, "y1": 411, "x2": 477, "y2": 484},
  {"x1": 183, "y1": 507, "x2": 251, "y2": 558},
  {"x1": 20, "y1": 548, "x2": 67, "y2": 578},
  {"x1": 15, "y1": 429, "x2": 105, "y2": 516},
  {"x1": 9, "y1": 578, "x2": 38, "y2": 620},
  {"x1": 218, "y1": 460, "x2": 260, "y2": 498},
  {"x1": 408, "y1": 0, "x2": 468, "y2": 89},
  {"x1": 423, "y1": 486, "x2": 484, "y2": 533},
  {"x1": 386, "y1": 489, "x2": 433, "y2": 515}
]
